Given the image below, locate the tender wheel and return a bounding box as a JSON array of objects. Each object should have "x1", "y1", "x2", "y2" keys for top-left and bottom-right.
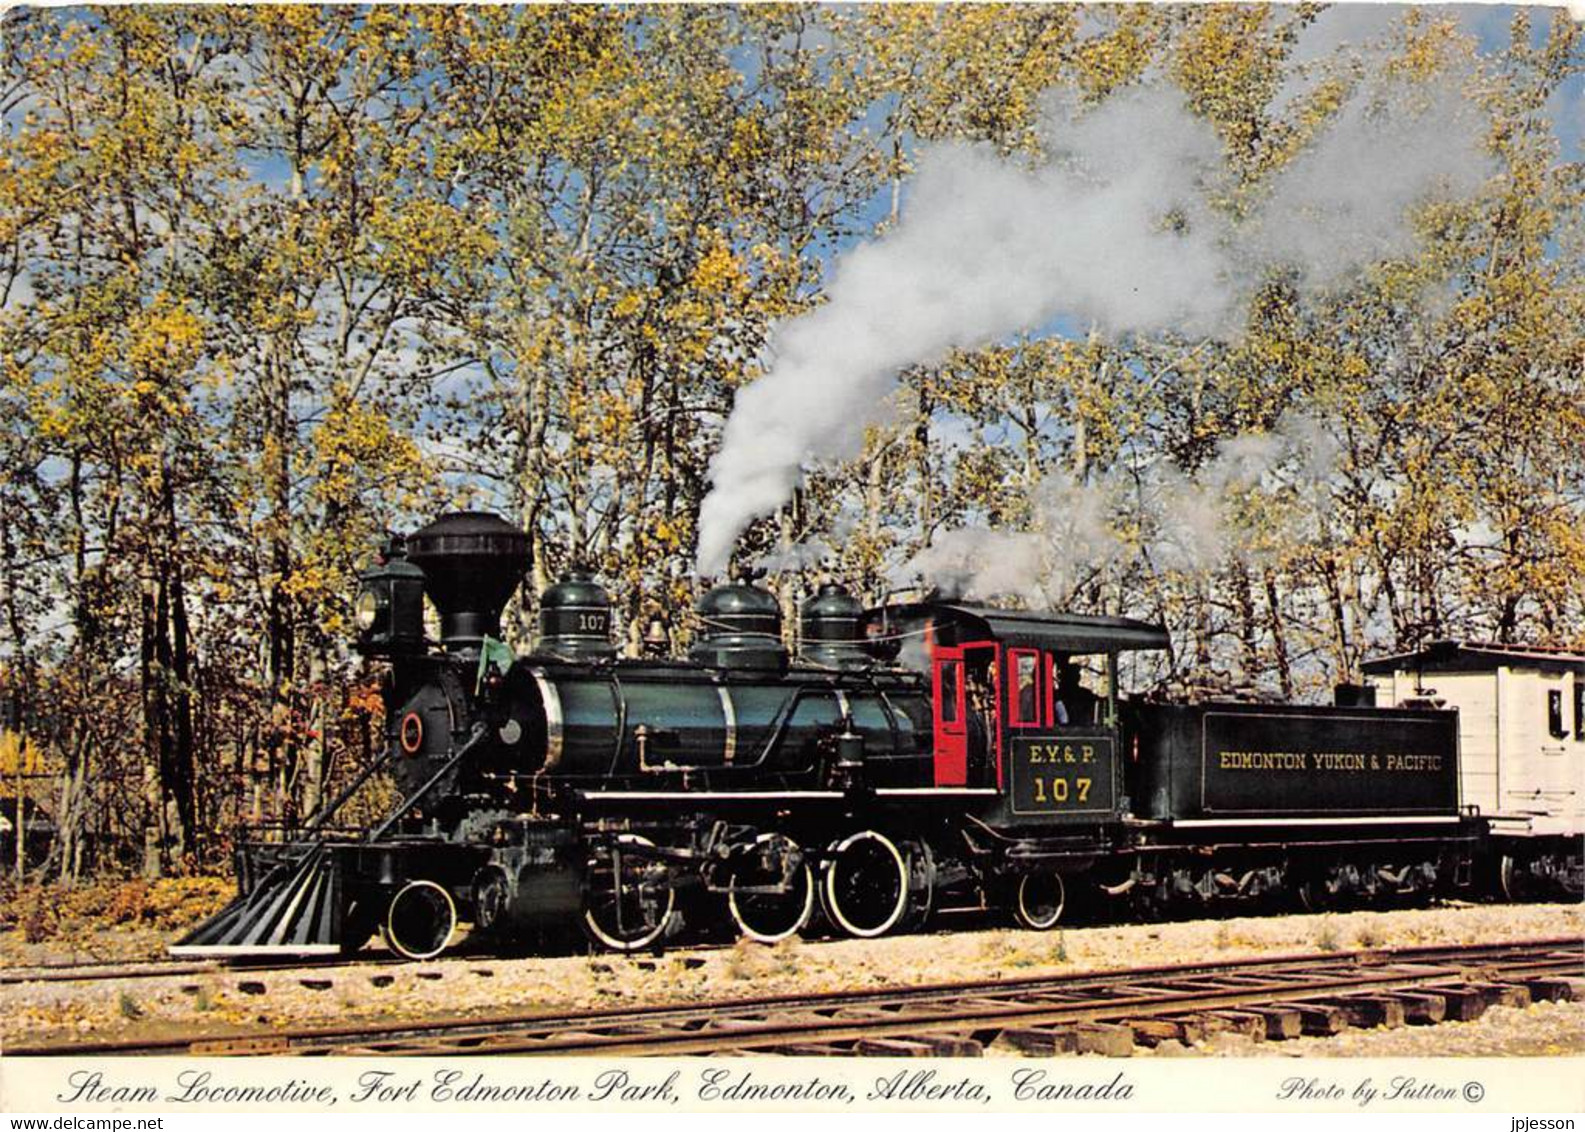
[
  {"x1": 383, "y1": 880, "x2": 457, "y2": 961},
  {"x1": 584, "y1": 835, "x2": 676, "y2": 952},
  {"x1": 1295, "y1": 870, "x2": 1332, "y2": 914},
  {"x1": 1499, "y1": 854, "x2": 1529, "y2": 903},
  {"x1": 822, "y1": 830, "x2": 910, "y2": 939},
  {"x1": 1013, "y1": 872, "x2": 1066, "y2": 930}
]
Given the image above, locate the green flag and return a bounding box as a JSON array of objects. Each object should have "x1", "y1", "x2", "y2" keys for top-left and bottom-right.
[{"x1": 476, "y1": 635, "x2": 516, "y2": 693}]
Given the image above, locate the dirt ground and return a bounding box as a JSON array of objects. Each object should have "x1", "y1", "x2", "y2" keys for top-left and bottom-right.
[{"x1": 4, "y1": 898, "x2": 1580, "y2": 1054}]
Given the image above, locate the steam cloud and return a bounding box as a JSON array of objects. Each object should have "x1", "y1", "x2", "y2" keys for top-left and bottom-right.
[
  {"x1": 696, "y1": 70, "x2": 1494, "y2": 577},
  {"x1": 897, "y1": 412, "x2": 1340, "y2": 606}
]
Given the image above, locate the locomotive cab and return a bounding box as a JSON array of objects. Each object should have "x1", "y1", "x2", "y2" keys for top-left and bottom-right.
[{"x1": 865, "y1": 602, "x2": 1170, "y2": 830}]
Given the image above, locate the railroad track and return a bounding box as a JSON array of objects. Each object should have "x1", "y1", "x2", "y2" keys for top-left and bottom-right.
[
  {"x1": 9, "y1": 936, "x2": 1580, "y2": 1058},
  {"x1": 0, "y1": 952, "x2": 411, "y2": 986}
]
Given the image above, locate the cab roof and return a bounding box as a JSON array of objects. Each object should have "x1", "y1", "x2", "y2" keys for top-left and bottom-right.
[{"x1": 882, "y1": 601, "x2": 1170, "y2": 653}]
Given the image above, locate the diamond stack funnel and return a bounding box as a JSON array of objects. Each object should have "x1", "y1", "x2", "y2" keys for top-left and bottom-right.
[{"x1": 405, "y1": 512, "x2": 530, "y2": 651}]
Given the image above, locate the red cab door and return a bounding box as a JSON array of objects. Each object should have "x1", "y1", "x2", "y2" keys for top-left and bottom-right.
[{"x1": 932, "y1": 647, "x2": 968, "y2": 786}]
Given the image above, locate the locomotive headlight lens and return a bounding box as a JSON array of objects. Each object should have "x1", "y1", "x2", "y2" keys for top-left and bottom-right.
[{"x1": 355, "y1": 588, "x2": 380, "y2": 632}]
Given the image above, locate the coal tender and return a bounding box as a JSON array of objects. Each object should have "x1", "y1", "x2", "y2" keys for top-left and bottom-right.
[{"x1": 175, "y1": 511, "x2": 1481, "y2": 960}]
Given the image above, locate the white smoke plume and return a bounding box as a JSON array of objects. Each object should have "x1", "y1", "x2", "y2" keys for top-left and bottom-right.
[
  {"x1": 897, "y1": 413, "x2": 1339, "y2": 604},
  {"x1": 696, "y1": 70, "x2": 1495, "y2": 576},
  {"x1": 753, "y1": 536, "x2": 836, "y2": 575},
  {"x1": 895, "y1": 467, "x2": 1127, "y2": 607},
  {"x1": 697, "y1": 89, "x2": 1230, "y2": 576},
  {"x1": 1254, "y1": 70, "x2": 1493, "y2": 289}
]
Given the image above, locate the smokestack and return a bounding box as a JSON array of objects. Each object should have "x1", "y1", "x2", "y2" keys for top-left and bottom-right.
[{"x1": 405, "y1": 512, "x2": 529, "y2": 652}]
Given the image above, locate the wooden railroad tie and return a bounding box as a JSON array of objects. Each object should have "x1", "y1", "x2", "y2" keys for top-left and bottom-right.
[
  {"x1": 1380, "y1": 991, "x2": 1448, "y2": 1025},
  {"x1": 1467, "y1": 982, "x2": 1532, "y2": 1009},
  {"x1": 854, "y1": 1036, "x2": 983, "y2": 1057},
  {"x1": 999, "y1": 1022, "x2": 1134, "y2": 1057},
  {"x1": 1288, "y1": 1002, "x2": 1350, "y2": 1036},
  {"x1": 1244, "y1": 1005, "x2": 1303, "y2": 1040},
  {"x1": 1125, "y1": 1017, "x2": 1207, "y2": 1048},
  {"x1": 1203, "y1": 1011, "x2": 1267, "y2": 1040},
  {"x1": 1423, "y1": 985, "x2": 1488, "y2": 1022},
  {"x1": 1318, "y1": 996, "x2": 1406, "y2": 1029},
  {"x1": 848, "y1": 1039, "x2": 930, "y2": 1057},
  {"x1": 1524, "y1": 977, "x2": 1585, "y2": 1003}
]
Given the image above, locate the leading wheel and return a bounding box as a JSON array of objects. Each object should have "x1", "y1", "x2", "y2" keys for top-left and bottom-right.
[
  {"x1": 473, "y1": 867, "x2": 511, "y2": 936},
  {"x1": 822, "y1": 830, "x2": 910, "y2": 939},
  {"x1": 383, "y1": 880, "x2": 457, "y2": 961},
  {"x1": 584, "y1": 835, "x2": 676, "y2": 952},
  {"x1": 339, "y1": 897, "x2": 381, "y2": 956},
  {"x1": 1013, "y1": 872, "x2": 1066, "y2": 931}
]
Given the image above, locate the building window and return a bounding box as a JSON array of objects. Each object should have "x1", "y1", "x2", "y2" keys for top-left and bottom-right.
[{"x1": 1548, "y1": 689, "x2": 1566, "y2": 739}]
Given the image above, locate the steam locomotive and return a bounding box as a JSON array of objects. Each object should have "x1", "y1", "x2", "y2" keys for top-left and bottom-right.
[{"x1": 174, "y1": 512, "x2": 1583, "y2": 960}]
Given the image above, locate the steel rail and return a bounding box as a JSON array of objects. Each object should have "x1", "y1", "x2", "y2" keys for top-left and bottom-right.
[
  {"x1": 1, "y1": 953, "x2": 411, "y2": 986},
  {"x1": 497, "y1": 953, "x2": 1580, "y2": 1058}
]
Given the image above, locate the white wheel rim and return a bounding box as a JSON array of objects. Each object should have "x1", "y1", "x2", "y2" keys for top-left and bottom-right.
[
  {"x1": 1499, "y1": 855, "x2": 1519, "y2": 903},
  {"x1": 1016, "y1": 872, "x2": 1065, "y2": 930},
  {"x1": 385, "y1": 880, "x2": 457, "y2": 961},
  {"x1": 729, "y1": 864, "x2": 816, "y2": 944},
  {"x1": 473, "y1": 867, "x2": 509, "y2": 933},
  {"x1": 584, "y1": 835, "x2": 676, "y2": 952},
  {"x1": 823, "y1": 830, "x2": 909, "y2": 939}
]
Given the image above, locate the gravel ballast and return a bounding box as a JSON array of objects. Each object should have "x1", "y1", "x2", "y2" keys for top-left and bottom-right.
[{"x1": 4, "y1": 901, "x2": 1580, "y2": 1054}]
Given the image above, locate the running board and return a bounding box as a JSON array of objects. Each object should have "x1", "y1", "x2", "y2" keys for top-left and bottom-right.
[{"x1": 169, "y1": 845, "x2": 347, "y2": 958}]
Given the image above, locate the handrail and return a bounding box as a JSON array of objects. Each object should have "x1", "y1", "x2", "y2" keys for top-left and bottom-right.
[{"x1": 369, "y1": 723, "x2": 488, "y2": 842}]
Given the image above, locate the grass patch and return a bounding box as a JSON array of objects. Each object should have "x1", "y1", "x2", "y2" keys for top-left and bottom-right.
[
  {"x1": 1048, "y1": 931, "x2": 1069, "y2": 964},
  {"x1": 1, "y1": 877, "x2": 233, "y2": 944},
  {"x1": 724, "y1": 938, "x2": 765, "y2": 981},
  {"x1": 770, "y1": 936, "x2": 801, "y2": 976}
]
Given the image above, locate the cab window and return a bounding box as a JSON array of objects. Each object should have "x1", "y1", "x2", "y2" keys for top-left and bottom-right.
[
  {"x1": 1008, "y1": 649, "x2": 1042, "y2": 727},
  {"x1": 1052, "y1": 653, "x2": 1106, "y2": 728},
  {"x1": 938, "y1": 662, "x2": 960, "y2": 725}
]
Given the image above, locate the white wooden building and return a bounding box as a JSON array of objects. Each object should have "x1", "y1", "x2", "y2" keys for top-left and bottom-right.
[{"x1": 1362, "y1": 640, "x2": 1583, "y2": 898}]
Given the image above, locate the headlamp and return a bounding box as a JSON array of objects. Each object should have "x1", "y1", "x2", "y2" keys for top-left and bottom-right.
[{"x1": 355, "y1": 588, "x2": 380, "y2": 632}]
